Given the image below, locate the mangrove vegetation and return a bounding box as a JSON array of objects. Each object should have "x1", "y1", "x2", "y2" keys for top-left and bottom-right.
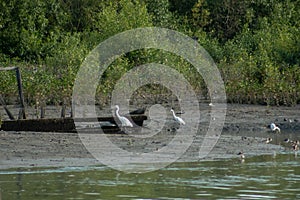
[{"x1": 0, "y1": 0, "x2": 299, "y2": 106}]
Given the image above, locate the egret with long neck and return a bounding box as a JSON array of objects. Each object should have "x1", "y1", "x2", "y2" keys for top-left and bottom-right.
[
  {"x1": 115, "y1": 105, "x2": 133, "y2": 127},
  {"x1": 170, "y1": 109, "x2": 185, "y2": 125},
  {"x1": 270, "y1": 123, "x2": 280, "y2": 133}
]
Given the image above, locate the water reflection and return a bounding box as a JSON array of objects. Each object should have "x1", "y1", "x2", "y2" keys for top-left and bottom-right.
[{"x1": 0, "y1": 153, "x2": 299, "y2": 199}]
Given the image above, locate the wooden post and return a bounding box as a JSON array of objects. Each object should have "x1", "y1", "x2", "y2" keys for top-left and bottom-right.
[
  {"x1": 15, "y1": 67, "x2": 26, "y2": 119},
  {"x1": 70, "y1": 105, "x2": 74, "y2": 118},
  {"x1": 0, "y1": 95, "x2": 15, "y2": 120},
  {"x1": 40, "y1": 105, "x2": 45, "y2": 118},
  {"x1": 61, "y1": 103, "x2": 66, "y2": 118},
  {"x1": 0, "y1": 67, "x2": 26, "y2": 119}
]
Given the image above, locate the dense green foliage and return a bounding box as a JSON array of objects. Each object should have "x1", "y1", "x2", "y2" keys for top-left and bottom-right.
[{"x1": 0, "y1": 0, "x2": 299, "y2": 106}]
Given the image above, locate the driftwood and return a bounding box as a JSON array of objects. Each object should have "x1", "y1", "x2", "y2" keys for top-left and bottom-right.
[{"x1": 0, "y1": 115, "x2": 147, "y2": 133}]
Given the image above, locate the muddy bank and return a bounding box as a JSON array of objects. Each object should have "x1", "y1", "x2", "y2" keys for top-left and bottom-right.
[{"x1": 0, "y1": 104, "x2": 299, "y2": 170}]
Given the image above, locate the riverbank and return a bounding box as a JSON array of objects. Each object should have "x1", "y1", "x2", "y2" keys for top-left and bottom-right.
[{"x1": 0, "y1": 104, "x2": 299, "y2": 170}]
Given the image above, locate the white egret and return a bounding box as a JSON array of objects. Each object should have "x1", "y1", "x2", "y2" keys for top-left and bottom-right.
[
  {"x1": 270, "y1": 123, "x2": 280, "y2": 132},
  {"x1": 114, "y1": 105, "x2": 133, "y2": 127},
  {"x1": 170, "y1": 109, "x2": 185, "y2": 125}
]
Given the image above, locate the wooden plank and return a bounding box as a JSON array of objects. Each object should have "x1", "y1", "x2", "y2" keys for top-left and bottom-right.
[{"x1": 0, "y1": 67, "x2": 18, "y2": 71}]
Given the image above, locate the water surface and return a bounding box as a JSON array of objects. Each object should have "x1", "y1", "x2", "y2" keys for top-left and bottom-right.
[{"x1": 1, "y1": 153, "x2": 299, "y2": 199}]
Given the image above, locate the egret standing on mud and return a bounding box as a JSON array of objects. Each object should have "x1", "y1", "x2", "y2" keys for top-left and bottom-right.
[
  {"x1": 114, "y1": 105, "x2": 133, "y2": 127},
  {"x1": 171, "y1": 109, "x2": 186, "y2": 125},
  {"x1": 270, "y1": 123, "x2": 280, "y2": 133}
]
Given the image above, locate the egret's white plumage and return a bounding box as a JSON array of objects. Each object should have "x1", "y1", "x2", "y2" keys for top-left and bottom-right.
[
  {"x1": 170, "y1": 109, "x2": 185, "y2": 125},
  {"x1": 270, "y1": 123, "x2": 280, "y2": 132},
  {"x1": 115, "y1": 105, "x2": 133, "y2": 127}
]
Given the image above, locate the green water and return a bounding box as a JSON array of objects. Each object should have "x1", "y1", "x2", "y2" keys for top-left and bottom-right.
[{"x1": 1, "y1": 153, "x2": 300, "y2": 200}]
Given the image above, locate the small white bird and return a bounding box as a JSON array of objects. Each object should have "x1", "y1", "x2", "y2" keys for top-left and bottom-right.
[
  {"x1": 263, "y1": 137, "x2": 272, "y2": 144},
  {"x1": 270, "y1": 123, "x2": 280, "y2": 133},
  {"x1": 170, "y1": 109, "x2": 185, "y2": 125},
  {"x1": 114, "y1": 105, "x2": 133, "y2": 127},
  {"x1": 292, "y1": 141, "x2": 299, "y2": 151},
  {"x1": 237, "y1": 151, "x2": 245, "y2": 159},
  {"x1": 284, "y1": 138, "x2": 290, "y2": 143}
]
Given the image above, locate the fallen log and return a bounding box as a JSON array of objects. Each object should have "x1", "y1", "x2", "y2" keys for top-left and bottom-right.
[{"x1": 0, "y1": 115, "x2": 147, "y2": 133}]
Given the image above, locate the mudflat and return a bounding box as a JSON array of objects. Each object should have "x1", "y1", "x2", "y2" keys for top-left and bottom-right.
[{"x1": 1, "y1": 104, "x2": 299, "y2": 170}]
